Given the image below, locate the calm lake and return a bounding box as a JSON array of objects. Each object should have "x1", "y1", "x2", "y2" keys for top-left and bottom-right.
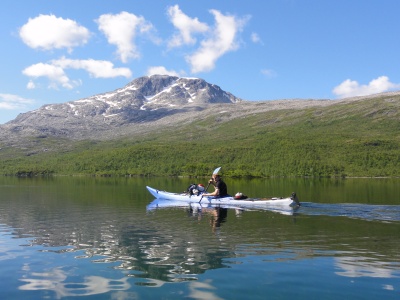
[{"x1": 0, "y1": 176, "x2": 399, "y2": 299}]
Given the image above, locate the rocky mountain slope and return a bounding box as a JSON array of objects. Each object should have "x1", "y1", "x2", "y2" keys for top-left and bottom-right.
[{"x1": 1, "y1": 75, "x2": 241, "y2": 140}]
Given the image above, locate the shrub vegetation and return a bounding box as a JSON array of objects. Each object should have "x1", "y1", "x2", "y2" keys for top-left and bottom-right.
[{"x1": 1, "y1": 95, "x2": 399, "y2": 178}]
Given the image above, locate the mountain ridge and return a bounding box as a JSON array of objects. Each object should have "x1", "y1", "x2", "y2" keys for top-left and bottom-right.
[{"x1": 1, "y1": 75, "x2": 242, "y2": 139}]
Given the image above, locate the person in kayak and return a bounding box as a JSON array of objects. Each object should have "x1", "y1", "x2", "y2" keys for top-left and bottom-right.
[{"x1": 202, "y1": 174, "x2": 228, "y2": 198}]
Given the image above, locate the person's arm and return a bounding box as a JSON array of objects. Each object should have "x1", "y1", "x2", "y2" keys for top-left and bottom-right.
[
  {"x1": 203, "y1": 188, "x2": 219, "y2": 197},
  {"x1": 202, "y1": 182, "x2": 220, "y2": 197}
]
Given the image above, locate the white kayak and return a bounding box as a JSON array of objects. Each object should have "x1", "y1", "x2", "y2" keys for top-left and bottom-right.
[{"x1": 146, "y1": 186, "x2": 300, "y2": 209}]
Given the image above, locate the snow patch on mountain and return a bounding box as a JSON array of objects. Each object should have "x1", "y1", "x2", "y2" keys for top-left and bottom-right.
[{"x1": 1, "y1": 75, "x2": 242, "y2": 138}]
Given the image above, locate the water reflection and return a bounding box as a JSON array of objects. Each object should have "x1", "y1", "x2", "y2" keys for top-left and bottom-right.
[
  {"x1": 206, "y1": 207, "x2": 228, "y2": 232},
  {"x1": 187, "y1": 280, "x2": 223, "y2": 300},
  {"x1": 6, "y1": 201, "x2": 397, "y2": 285},
  {"x1": 146, "y1": 198, "x2": 298, "y2": 216},
  {"x1": 184, "y1": 205, "x2": 228, "y2": 233},
  {"x1": 0, "y1": 177, "x2": 399, "y2": 299},
  {"x1": 19, "y1": 266, "x2": 131, "y2": 298},
  {"x1": 335, "y1": 256, "x2": 399, "y2": 278}
]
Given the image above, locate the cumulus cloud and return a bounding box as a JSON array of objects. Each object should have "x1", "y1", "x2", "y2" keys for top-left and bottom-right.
[
  {"x1": 52, "y1": 57, "x2": 132, "y2": 78},
  {"x1": 19, "y1": 14, "x2": 90, "y2": 52},
  {"x1": 22, "y1": 62, "x2": 76, "y2": 89},
  {"x1": 167, "y1": 5, "x2": 209, "y2": 48},
  {"x1": 22, "y1": 58, "x2": 131, "y2": 90},
  {"x1": 0, "y1": 94, "x2": 34, "y2": 110},
  {"x1": 332, "y1": 76, "x2": 400, "y2": 98},
  {"x1": 96, "y1": 11, "x2": 158, "y2": 63},
  {"x1": 17, "y1": 8, "x2": 251, "y2": 91},
  {"x1": 186, "y1": 9, "x2": 249, "y2": 73},
  {"x1": 146, "y1": 66, "x2": 182, "y2": 77}
]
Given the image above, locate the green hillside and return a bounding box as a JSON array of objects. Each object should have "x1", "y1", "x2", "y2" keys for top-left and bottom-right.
[{"x1": 1, "y1": 94, "x2": 399, "y2": 178}]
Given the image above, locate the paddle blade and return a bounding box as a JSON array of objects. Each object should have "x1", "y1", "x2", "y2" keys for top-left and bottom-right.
[{"x1": 213, "y1": 167, "x2": 221, "y2": 175}]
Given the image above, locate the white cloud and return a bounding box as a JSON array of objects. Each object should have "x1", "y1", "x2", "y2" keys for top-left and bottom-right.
[
  {"x1": 186, "y1": 9, "x2": 249, "y2": 73},
  {"x1": 22, "y1": 58, "x2": 132, "y2": 90},
  {"x1": 27, "y1": 80, "x2": 36, "y2": 89},
  {"x1": 332, "y1": 76, "x2": 400, "y2": 98},
  {"x1": 52, "y1": 57, "x2": 132, "y2": 78},
  {"x1": 22, "y1": 62, "x2": 76, "y2": 89},
  {"x1": 0, "y1": 94, "x2": 34, "y2": 110},
  {"x1": 19, "y1": 14, "x2": 90, "y2": 52},
  {"x1": 167, "y1": 5, "x2": 209, "y2": 48},
  {"x1": 146, "y1": 66, "x2": 182, "y2": 77},
  {"x1": 96, "y1": 11, "x2": 158, "y2": 63}
]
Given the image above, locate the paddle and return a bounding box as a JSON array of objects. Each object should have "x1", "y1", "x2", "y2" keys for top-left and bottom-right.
[{"x1": 199, "y1": 167, "x2": 221, "y2": 203}]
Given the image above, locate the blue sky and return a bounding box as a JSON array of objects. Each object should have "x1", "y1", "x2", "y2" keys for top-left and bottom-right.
[{"x1": 0, "y1": 0, "x2": 399, "y2": 124}]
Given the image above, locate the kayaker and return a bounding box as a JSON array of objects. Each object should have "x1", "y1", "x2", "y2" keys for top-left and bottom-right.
[{"x1": 202, "y1": 174, "x2": 228, "y2": 198}]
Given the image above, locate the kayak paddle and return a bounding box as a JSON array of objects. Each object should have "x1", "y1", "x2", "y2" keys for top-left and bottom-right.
[{"x1": 199, "y1": 167, "x2": 221, "y2": 203}]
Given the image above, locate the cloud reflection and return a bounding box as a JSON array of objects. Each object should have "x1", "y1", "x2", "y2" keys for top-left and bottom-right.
[
  {"x1": 188, "y1": 280, "x2": 223, "y2": 300},
  {"x1": 19, "y1": 265, "x2": 131, "y2": 299},
  {"x1": 335, "y1": 256, "x2": 396, "y2": 278}
]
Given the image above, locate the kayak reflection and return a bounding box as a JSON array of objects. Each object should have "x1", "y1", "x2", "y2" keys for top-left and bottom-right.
[
  {"x1": 147, "y1": 199, "x2": 230, "y2": 232},
  {"x1": 146, "y1": 198, "x2": 297, "y2": 216}
]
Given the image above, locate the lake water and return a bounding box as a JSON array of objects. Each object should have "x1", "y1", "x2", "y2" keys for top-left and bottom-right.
[{"x1": 0, "y1": 176, "x2": 399, "y2": 299}]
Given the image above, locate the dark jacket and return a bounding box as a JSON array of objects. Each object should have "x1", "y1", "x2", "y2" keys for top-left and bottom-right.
[{"x1": 216, "y1": 180, "x2": 228, "y2": 197}]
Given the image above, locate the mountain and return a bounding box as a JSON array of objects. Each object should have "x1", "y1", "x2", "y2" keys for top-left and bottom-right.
[
  {"x1": 1, "y1": 75, "x2": 241, "y2": 140},
  {"x1": 1, "y1": 73, "x2": 399, "y2": 153},
  {"x1": 0, "y1": 76, "x2": 399, "y2": 177}
]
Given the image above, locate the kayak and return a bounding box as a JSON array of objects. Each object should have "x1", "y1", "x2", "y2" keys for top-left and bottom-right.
[{"x1": 146, "y1": 186, "x2": 300, "y2": 209}]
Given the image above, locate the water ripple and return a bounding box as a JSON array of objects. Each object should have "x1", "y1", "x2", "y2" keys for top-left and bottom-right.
[{"x1": 297, "y1": 203, "x2": 400, "y2": 223}]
